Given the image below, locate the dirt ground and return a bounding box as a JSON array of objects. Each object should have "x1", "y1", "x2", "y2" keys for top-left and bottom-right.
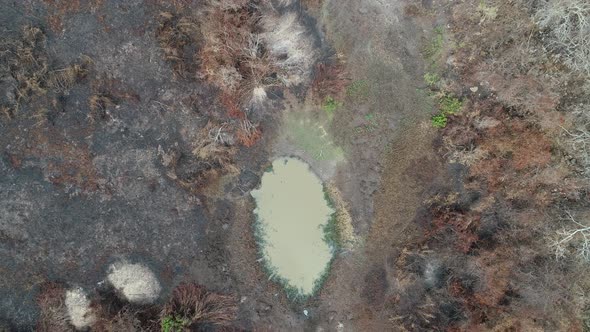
[{"x1": 2, "y1": 0, "x2": 588, "y2": 331}]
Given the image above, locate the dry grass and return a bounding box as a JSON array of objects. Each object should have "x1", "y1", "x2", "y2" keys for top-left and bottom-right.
[
  {"x1": 35, "y1": 282, "x2": 73, "y2": 332},
  {"x1": 156, "y1": 11, "x2": 201, "y2": 78},
  {"x1": 162, "y1": 121, "x2": 239, "y2": 192},
  {"x1": 260, "y1": 11, "x2": 316, "y2": 86},
  {"x1": 0, "y1": 25, "x2": 89, "y2": 121},
  {"x1": 199, "y1": 0, "x2": 278, "y2": 107},
  {"x1": 325, "y1": 182, "x2": 356, "y2": 249},
  {"x1": 0, "y1": 26, "x2": 48, "y2": 117},
  {"x1": 46, "y1": 62, "x2": 88, "y2": 93},
  {"x1": 93, "y1": 307, "x2": 147, "y2": 332},
  {"x1": 89, "y1": 94, "x2": 115, "y2": 121},
  {"x1": 535, "y1": 0, "x2": 590, "y2": 75},
  {"x1": 161, "y1": 283, "x2": 238, "y2": 327},
  {"x1": 196, "y1": 0, "x2": 316, "y2": 115}
]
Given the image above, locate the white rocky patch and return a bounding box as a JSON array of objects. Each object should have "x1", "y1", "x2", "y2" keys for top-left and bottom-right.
[{"x1": 107, "y1": 262, "x2": 161, "y2": 304}]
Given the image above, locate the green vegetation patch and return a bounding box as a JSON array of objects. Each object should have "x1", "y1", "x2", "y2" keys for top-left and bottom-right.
[
  {"x1": 431, "y1": 94, "x2": 463, "y2": 128},
  {"x1": 439, "y1": 94, "x2": 463, "y2": 115},
  {"x1": 161, "y1": 316, "x2": 188, "y2": 332},
  {"x1": 323, "y1": 96, "x2": 342, "y2": 116},
  {"x1": 424, "y1": 72, "x2": 441, "y2": 86}
]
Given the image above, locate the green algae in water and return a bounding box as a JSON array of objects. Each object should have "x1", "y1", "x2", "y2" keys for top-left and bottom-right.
[{"x1": 251, "y1": 157, "x2": 335, "y2": 297}]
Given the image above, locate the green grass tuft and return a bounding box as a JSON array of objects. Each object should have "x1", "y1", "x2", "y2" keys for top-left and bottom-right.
[
  {"x1": 431, "y1": 113, "x2": 448, "y2": 128},
  {"x1": 430, "y1": 94, "x2": 463, "y2": 128},
  {"x1": 424, "y1": 72, "x2": 440, "y2": 86},
  {"x1": 439, "y1": 94, "x2": 463, "y2": 115},
  {"x1": 161, "y1": 315, "x2": 188, "y2": 332}
]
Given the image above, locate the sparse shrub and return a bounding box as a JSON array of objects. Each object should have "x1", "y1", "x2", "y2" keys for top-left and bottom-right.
[
  {"x1": 161, "y1": 283, "x2": 238, "y2": 328},
  {"x1": 162, "y1": 121, "x2": 238, "y2": 192},
  {"x1": 311, "y1": 62, "x2": 349, "y2": 101},
  {"x1": 535, "y1": 0, "x2": 590, "y2": 75},
  {"x1": 236, "y1": 117, "x2": 262, "y2": 147},
  {"x1": 551, "y1": 210, "x2": 590, "y2": 262},
  {"x1": 563, "y1": 106, "x2": 590, "y2": 178}
]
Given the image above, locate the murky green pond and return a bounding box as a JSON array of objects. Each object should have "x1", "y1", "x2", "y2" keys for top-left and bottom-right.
[{"x1": 251, "y1": 157, "x2": 335, "y2": 296}]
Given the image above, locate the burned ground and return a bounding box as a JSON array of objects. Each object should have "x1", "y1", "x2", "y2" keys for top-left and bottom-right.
[{"x1": 1, "y1": 0, "x2": 590, "y2": 331}]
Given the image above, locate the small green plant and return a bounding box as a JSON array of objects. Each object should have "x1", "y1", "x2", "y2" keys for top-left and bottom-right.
[
  {"x1": 431, "y1": 94, "x2": 463, "y2": 128},
  {"x1": 424, "y1": 72, "x2": 440, "y2": 86},
  {"x1": 439, "y1": 94, "x2": 463, "y2": 115},
  {"x1": 161, "y1": 315, "x2": 188, "y2": 332},
  {"x1": 431, "y1": 113, "x2": 448, "y2": 128},
  {"x1": 323, "y1": 96, "x2": 341, "y2": 115}
]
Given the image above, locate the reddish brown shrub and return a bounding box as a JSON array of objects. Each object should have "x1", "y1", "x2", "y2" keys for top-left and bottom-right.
[
  {"x1": 36, "y1": 282, "x2": 71, "y2": 332},
  {"x1": 236, "y1": 119, "x2": 262, "y2": 147},
  {"x1": 311, "y1": 62, "x2": 349, "y2": 101},
  {"x1": 161, "y1": 283, "x2": 238, "y2": 327}
]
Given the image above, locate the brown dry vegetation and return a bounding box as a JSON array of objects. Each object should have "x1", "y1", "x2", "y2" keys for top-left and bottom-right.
[
  {"x1": 159, "y1": 120, "x2": 239, "y2": 193},
  {"x1": 389, "y1": 0, "x2": 590, "y2": 329},
  {"x1": 198, "y1": 0, "x2": 277, "y2": 110},
  {"x1": 311, "y1": 61, "x2": 349, "y2": 102},
  {"x1": 35, "y1": 282, "x2": 72, "y2": 332},
  {"x1": 33, "y1": 281, "x2": 237, "y2": 331},
  {"x1": 156, "y1": 11, "x2": 201, "y2": 78},
  {"x1": 0, "y1": 25, "x2": 89, "y2": 122},
  {"x1": 161, "y1": 282, "x2": 238, "y2": 327}
]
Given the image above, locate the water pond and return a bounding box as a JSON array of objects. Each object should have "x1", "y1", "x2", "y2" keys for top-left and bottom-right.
[{"x1": 251, "y1": 157, "x2": 335, "y2": 297}]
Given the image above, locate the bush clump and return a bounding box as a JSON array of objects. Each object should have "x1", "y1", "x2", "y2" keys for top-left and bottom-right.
[
  {"x1": 535, "y1": 0, "x2": 590, "y2": 75},
  {"x1": 161, "y1": 283, "x2": 238, "y2": 329}
]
